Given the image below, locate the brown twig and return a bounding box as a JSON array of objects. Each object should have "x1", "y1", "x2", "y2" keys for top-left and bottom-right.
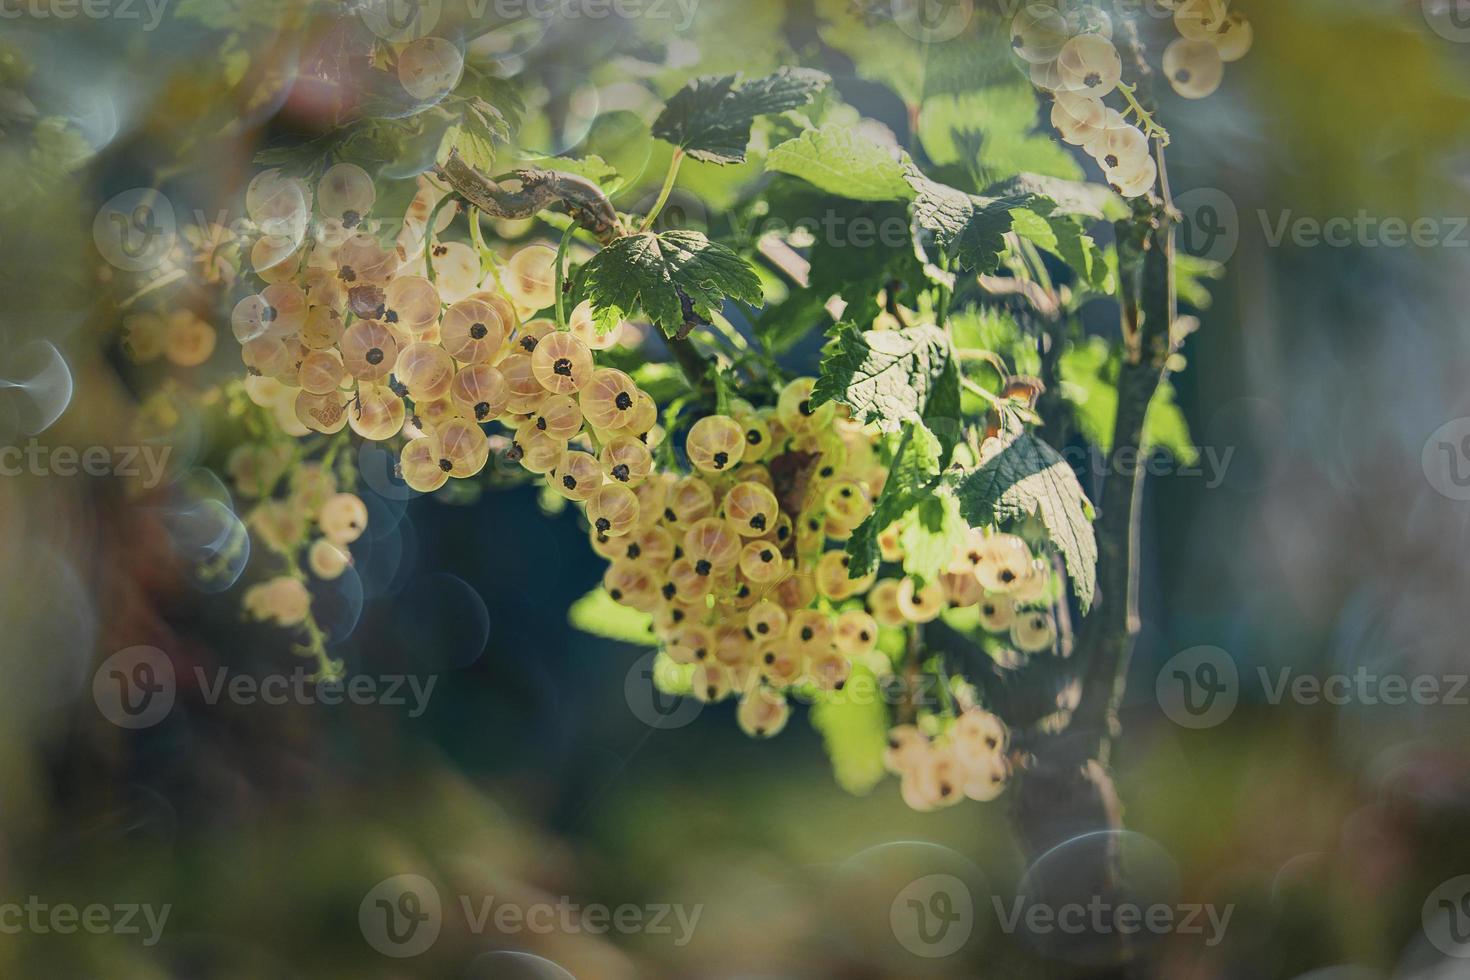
[
  {"x1": 436, "y1": 148, "x2": 718, "y2": 399},
  {"x1": 1072, "y1": 193, "x2": 1177, "y2": 757},
  {"x1": 436, "y1": 148, "x2": 623, "y2": 244}
]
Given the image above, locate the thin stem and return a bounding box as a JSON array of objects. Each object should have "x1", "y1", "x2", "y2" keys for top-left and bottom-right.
[
  {"x1": 1117, "y1": 82, "x2": 1171, "y2": 146},
  {"x1": 119, "y1": 267, "x2": 186, "y2": 308},
  {"x1": 707, "y1": 310, "x2": 750, "y2": 354},
  {"x1": 467, "y1": 207, "x2": 519, "y2": 309},
  {"x1": 1016, "y1": 237, "x2": 1056, "y2": 297},
  {"x1": 423, "y1": 193, "x2": 457, "y2": 281},
  {"x1": 899, "y1": 622, "x2": 924, "y2": 726},
  {"x1": 553, "y1": 221, "x2": 576, "y2": 331},
  {"x1": 935, "y1": 248, "x2": 953, "y2": 327},
  {"x1": 667, "y1": 335, "x2": 715, "y2": 397},
  {"x1": 955, "y1": 348, "x2": 1011, "y2": 382},
  {"x1": 961, "y1": 377, "x2": 1004, "y2": 407},
  {"x1": 639, "y1": 149, "x2": 684, "y2": 234}
]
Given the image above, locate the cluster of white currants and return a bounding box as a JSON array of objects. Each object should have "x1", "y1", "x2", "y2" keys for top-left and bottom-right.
[
  {"x1": 581, "y1": 376, "x2": 1061, "y2": 809},
  {"x1": 219, "y1": 158, "x2": 1069, "y2": 810},
  {"x1": 1161, "y1": 0, "x2": 1251, "y2": 99},
  {"x1": 232, "y1": 447, "x2": 367, "y2": 624},
  {"x1": 1012, "y1": 1, "x2": 1252, "y2": 199},
  {"x1": 122, "y1": 309, "x2": 217, "y2": 368},
  {"x1": 885, "y1": 707, "x2": 1010, "y2": 811},
  {"x1": 232, "y1": 162, "x2": 645, "y2": 504}
]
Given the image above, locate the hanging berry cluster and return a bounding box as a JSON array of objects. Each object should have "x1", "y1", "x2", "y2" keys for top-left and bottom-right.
[{"x1": 1012, "y1": 0, "x2": 1252, "y2": 198}]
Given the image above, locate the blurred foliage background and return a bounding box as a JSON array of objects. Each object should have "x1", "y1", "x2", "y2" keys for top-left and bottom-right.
[{"x1": 3, "y1": 0, "x2": 1470, "y2": 976}]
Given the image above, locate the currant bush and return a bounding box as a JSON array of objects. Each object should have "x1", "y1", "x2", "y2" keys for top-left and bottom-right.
[{"x1": 106, "y1": 0, "x2": 1234, "y2": 816}]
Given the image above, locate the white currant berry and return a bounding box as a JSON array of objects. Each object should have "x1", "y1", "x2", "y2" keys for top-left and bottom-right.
[
  {"x1": 1011, "y1": 609, "x2": 1057, "y2": 653},
  {"x1": 951, "y1": 709, "x2": 1008, "y2": 768},
  {"x1": 430, "y1": 241, "x2": 482, "y2": 303},
  {"x1": 1057, "y1": 34, "x2": 1122, "y2": 98},
  {"x1": 973, "y1": 534, "x2": 1032, "y2": 593},
  {"x1": 308, "y1": 538, "x2": 352, "y2": 579},
  {"x1": 962, "y1": 753, "x2": 1011, "y2": 802},
  {"x1": 977, "y1": 595, "x2": 1017, "y2": 633},
  {"x1": 316, "y1": 163, "x2": 375, "y2": 225},
  {"x1": 833, "y1": 609, "x2": 879, "y2": 656},
  {"x1": 737, "y1": 688, "x2": 790, "y2": 738},
  {"x1": 896, "y1": 577, "x2": 945, "y2": 623},
  {"x1": 295, "y1": 390, "x2": 349, "y2": 434},
  {"x1": 1029, "y1": 58, "x2": 1066, "y2": 93},
  {"x1": 1108, "y1": 153, "x2": 1159, "y2": 199},
  {"x1": 398, "y1": 36, "x2": 464, "y2": 102},
  {"x1": 1163, "y1": 37, "x2": 1224, "y2": 100},
  {"x1": 1174, "y1": 0, "x2": 1229, "y2": 41},
  {"x1": 1211, "y1": 11, "x2": 1252, "y2": 62},
  {"x1": 1051, "y1": 93, "x2": 1108, "y2": 146},
  {"x1": 319, "y1": 492, "x2": 368, "y2": 544},
  {"x1": 400, "y1": 437, "x2": 448, "y2": 493},
  {"x1": 1010, "y1": 3, "x2": 1069, "y2": 64},
  {"x1": 349, "y1": 382, "x2": 406, "y2": 442},
  {"x1": 1098, "y1": 123, "x2": 1150, "y2": 172}
]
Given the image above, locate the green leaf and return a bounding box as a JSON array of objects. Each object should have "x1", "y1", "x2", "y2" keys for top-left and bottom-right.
[
  {"x1": 1175, "y1": 253, "x2": 1224, "y2": 310},
  {"x1": 568, "y1": 588, "x2": 657, "y2": 645},
  {"x1": 917, "y1": 86, "x2": 1083, "y2": 187},
  {"x1": 651, "y1": 651, "x2": 696, "y2": 696},
  {"x1": 949, "y1": 307, "x2": 1039, "y2": 376},
  {"x1": 453, "y1": 96, "x2": 510, "y2": 171},
  {"x1": 1059, "y1": 336, "x2": 1117, "y2": 450},
  {"x1": 984, "y1": 173, "x2": 1125, "y2": 222},
  {"x1": 845, "y1": 424, "x2": 944, "y2": 578},
  {"x1": 811, "y1": 323, "x2": 956, "y2": 436},
  {"x1": 653, "y1": 68, "x2": 829, "y2": 164},
  {"x1": 755, "y1": 287, "x2": 836, "y2": 354},
  {"x1": 899, "y1": 489, "x2": 967, "y2": 585},
  {"x1": 454, "y1": 120, "x2": 497, "y2": 172},
  {"x1": 765, "y1": 125, "x2": 915, "y2": 201},
  {"x1": 952, "y1": 432, "x2": 1098, "y2": 610},
  {"x1": 810, "y1": 664, "x2": 890, "y2": 795},
  {"x1": 1060, "y1": 338, "x2": 1198, "y2": 464},
  {"x1": 907, "y1": 174, "x2": 1028, "y2": 273},
  {"x1": 520, "y1": 152, "x2": 621, "y2": 193},
  {"x1": 1145, "y1": 383, "x2": 1199, "y2": 465},
  {"x1": 579, "y1": 230, "x2": 762, "y2": 338},
  {"x1": 1009, "y1": 207, "x2": 1110, "y2": 292}
]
